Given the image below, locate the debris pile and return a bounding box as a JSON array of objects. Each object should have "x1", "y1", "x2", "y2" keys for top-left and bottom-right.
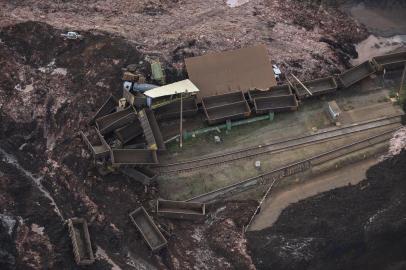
[
  {"x1": 82, "y1": 91, "x2": 165, "y2": 184},
  {"x1": 386, "y1": 126, "x2": 406, "y2": 157}
]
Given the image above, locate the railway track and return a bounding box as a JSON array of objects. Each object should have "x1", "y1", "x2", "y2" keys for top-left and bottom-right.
[
  {"x1": 186, "y1": 127, "x2": 398, "y2": 203},
  {"x1": 156, "y1": 115, "x2": 403, "y2": 174}
]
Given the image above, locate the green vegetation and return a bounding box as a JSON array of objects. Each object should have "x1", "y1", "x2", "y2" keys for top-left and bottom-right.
[
  {"x1": 390, "y1": 86, "x2": 406, "y2": 107},
  {"x1": 389, "y1": 88, "x2": 398, "y2": 98},
  {"x1": 399, "y1": 86, "x2": 406, "y2": 107}
]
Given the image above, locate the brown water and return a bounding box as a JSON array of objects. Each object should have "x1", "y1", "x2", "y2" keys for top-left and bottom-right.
[
  {"x1": 341, "y1": 2, "x2": 406, "y2": 64},
  {"x1": 249, "y1": 157, "x2": 379, "y2": 231},
  {"x1": 351, "y1": 34, "x2": 406, "y2": 65},
  {"x1": 343, "y1": 2, "x2": 406, "y2": 37}
]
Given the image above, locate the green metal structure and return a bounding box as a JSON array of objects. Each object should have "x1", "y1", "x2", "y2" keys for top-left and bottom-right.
[{"x1": 183, "y1": 112, "x2": 274, "y2": 140}]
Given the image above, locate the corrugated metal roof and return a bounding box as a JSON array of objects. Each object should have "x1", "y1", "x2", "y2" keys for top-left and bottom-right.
[{"x1": 144, "y1": 79, "x2": 199, "y2": 98}]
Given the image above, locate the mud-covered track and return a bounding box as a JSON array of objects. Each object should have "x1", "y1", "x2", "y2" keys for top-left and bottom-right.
[{"x1": 155, "y1": 115, "x2": 403, "y2": 174}]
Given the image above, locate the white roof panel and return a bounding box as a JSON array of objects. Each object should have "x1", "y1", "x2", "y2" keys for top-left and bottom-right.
[{"x1": 144, "y1": 79, "x2": 199, "y2": 98}]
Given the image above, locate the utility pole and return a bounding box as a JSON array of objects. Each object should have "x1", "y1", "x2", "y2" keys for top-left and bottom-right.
[
  {"x1": 399, "y1": 62, "x2": 406, "y2": 97},
  {"x1": 179, "y1": 91, "x2": 184, "y2": 148}
]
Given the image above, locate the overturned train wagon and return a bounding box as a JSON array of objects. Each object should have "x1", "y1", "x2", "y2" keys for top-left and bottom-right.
[
  {"x1": 129, "y1": 207, "x2": 167, "y2": 252},
  {"x1": 67, "y1": 218, "x2": 95, "y2": 266},
  {"x1": 138, "y1": 109, "x2": 166, "y2": 150},
  {"x1": 114, "y1": 121, "x2": 143, "y2": 145},
  {"x1": 110, "y1": 149, "x2": 159, "y2": 166},
  {"x1": 372, "y1": 51, "x2": 406, "y2": 70},
  {"x1": 90, "y1": 95, "x2": 117, "y2": 124},
  {"x1": 96, "y1": 107, "x2": 136, "y2": 135},
  {"x1": 156, "y1": 199, "x2": 206, "y2": 221},
  {"x1": 80, "y1": 130, "x2": 109, "y2": 159},
  {"x1": 144, "y1": 108, "x2": 166, "y2": 150},
  {"x1": 338, "y1": 60, "x2": 376, "y2": 88},
  {"x1": 121, "y1": 167, "x2": 157, "y2": 185}
]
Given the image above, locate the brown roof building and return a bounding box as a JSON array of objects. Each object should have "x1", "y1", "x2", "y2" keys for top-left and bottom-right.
[{"x1": 185, "y1": 44, "x2": 277, "y2": 101}]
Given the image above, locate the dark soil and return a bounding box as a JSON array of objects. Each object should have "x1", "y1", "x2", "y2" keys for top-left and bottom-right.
[
  {"x1": 0, "y1": 21, "x2": 260, "y2": 269},
  {"x1": 0, "y1": 21, "x2": 159, "y2": 269},
  {"x1": 247, "y1": 150, "x2": 406, "y2": 270}
]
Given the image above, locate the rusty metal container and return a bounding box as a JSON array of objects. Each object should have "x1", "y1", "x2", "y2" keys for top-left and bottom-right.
[
  {"x1": 156, "y1": 199, "x2": 206, "y2": 221},
  {"x1": 338, "y1": 61, "x2": 376, "y2": 88},
  {"x1": 90, "y1": 95, "x2": 117, "y2": 124},
  {"x1": 96, "y1": 107, "x2": 135, "y2": 135},
  {"x1": 110, "y1": 149, "x2": 158, "y2": 166},
  {"x1": 202, "y1": 91, "x2": 246, "y2": 109},
  {"x1": 67, "y1": 218, "x2": 95, "y2": 266},
  {"x1": 80, "y1": 130, "x2": 110, "y2": 159},
  {"x1": 154, "y1": 97, "x2": 198, "y2": 120},
  {"x1": 129, "y1": 207, "x2": 167, "y2": 252},
  {"x1": 114, "y1": 121, "x2": 143, "y2": 145},
  {"x1": 254, "y1": 95, "x2": 298, "y2": 114},
  {"x1": 204, "y1": 101, "x2": 251, "y2": 125},
  {"x1": 202, "y1": 92, "x2": 251, "y2": 125},
  {"x1": 372, "y1": 51, "x2": 406, "y2": 70},
  {"x1": 248, "y1": 84, "x2": 292, "y2": 101},
  {"x1": 293, "y1": 77, "x2": 338, "y2": 99},
  {"x1": 144, "y1": 108, "x2": 166, "y2": 150},
  {"x1": 121, "y1": 167, "x2": 157, "y2": 185}
]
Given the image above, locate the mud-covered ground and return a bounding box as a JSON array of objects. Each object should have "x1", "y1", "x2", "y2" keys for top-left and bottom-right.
[
  {"x1": 0, "y1": 0, "x2": 369, "y2": 79},
  {"x1": 0, "y1": 0, "x2": 404, "y2": 269},
  {"x1": 247, "y1": 150, "x2": 406, "y2": 270},
  {"x1": 0, "y1": 21, "x2": 261, "y2": 269}
]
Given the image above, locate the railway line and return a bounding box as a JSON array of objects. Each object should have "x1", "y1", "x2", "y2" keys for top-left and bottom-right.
[
  {"x1": 186, "y1": 127, "x2": 398, "y2": 203},
  {"x1": 156, "y1": 115, "x2": 403, "y2": 174}
]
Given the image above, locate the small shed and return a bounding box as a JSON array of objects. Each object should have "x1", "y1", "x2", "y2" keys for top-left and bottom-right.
[
  {"x1": 185, "y1": 44, "x2": 277, "y2": 101},
  {"x1": 326, "y1": 100, "x2": 341, "y2": 121},
  {"x1": 143, "y1": 79, "x2": 199, "y2": 99}
]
